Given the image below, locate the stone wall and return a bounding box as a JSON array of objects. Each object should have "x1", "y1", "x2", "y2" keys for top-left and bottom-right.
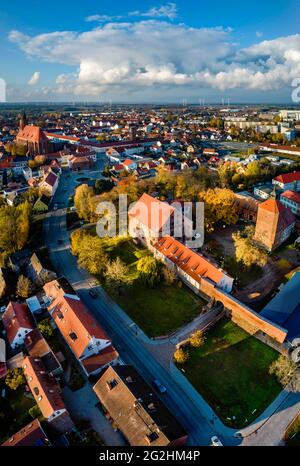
[{"x1": 199, "y1": 278, "x2": 288, "y2": 344}]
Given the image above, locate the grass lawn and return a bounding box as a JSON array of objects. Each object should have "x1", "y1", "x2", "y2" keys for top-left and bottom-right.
[
  {"x1": 0, "y1": 384, "x2": 38, "y2": 442},
  {"x1": 102, "y1": 236, "x2": 206, "y2": 337},
  {"x1": 180, "y1": 318, "x2": 281, "y2": 428}
]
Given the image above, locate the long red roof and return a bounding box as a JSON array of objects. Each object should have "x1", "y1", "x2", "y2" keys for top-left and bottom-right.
[{"x1": 274, "y1": 172, "x2": 300, "y2": 184}]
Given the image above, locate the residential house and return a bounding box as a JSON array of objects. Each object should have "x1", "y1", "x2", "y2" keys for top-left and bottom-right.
[
  {"x1": 33, "y1": 194, "x2": 51, "y2": 214},
  {"x1": 2, "y1": 301, "x2": 35, "y2": 349},
  {"x1": 280, "y1": 190, "x2": 300, "y2": 216},
  {"x1": 39, "y1": 171, "x2": 59, "y2": 197},
  {"x1": 9, "y1": 249, "x2": 31, "y2": 273},
  {"x1": 24, "y1": 329, "x2": 63, "y2": 377},
  {"x1": 27, "y1": 253, "x2": 57, "y2": 287},
  {"x1": 2, "y1": 419, "x2": 51, "y2": 446},
  {"x1": 43, "y1": 278, "x2": 119, "y2": 376},
  {"x1": 272, "y1": 172, "x2": 300, "y2": 192},
  {"x1": 22, "y1": 356, "x2": 74, "y2": 434},
  {"x1": 122, "y1": 159, "x2": 137, "y2": 172},
  {"x1": 93, "y1": 365, "x2": 187, "y2": 446}
]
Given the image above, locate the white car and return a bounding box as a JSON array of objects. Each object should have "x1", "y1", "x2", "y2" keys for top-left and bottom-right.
[{"x1": 211, "y1": 436, "x2": 223, "y2": 447}]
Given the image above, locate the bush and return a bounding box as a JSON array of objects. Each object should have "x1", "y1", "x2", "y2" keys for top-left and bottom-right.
[
  {"x1": 28, "y1": 405, "x2": 42, "y2": 419},
  {"x1": 38, "y1": 319, "x2": 54, "y2": 339},
  {"x1": 5, "y1": 368, "x2": 25, "y2": 391},
  {"x1": 174, "y1": 347, "x2": 189, "y2": 364},
  {"x1": 189, "y1": 330, "x2": 206, "y2": 348}
]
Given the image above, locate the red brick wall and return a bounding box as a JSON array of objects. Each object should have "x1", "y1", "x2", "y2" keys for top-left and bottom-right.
[{"x1": 200, "y1": 279, "x2": 287, "y2": 344}]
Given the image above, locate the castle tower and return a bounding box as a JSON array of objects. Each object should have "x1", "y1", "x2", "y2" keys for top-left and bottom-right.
[{"x1": 254, "y1": 198, "x2": 295, "y2": 251}]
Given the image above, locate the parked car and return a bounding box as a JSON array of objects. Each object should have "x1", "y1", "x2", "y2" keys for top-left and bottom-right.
[
  {"x1": 153, "y1": 379, "x2": 167, "y2": 394},
  {"x1": 211, "y1": 436, "x2": 223, "y2": 447}
]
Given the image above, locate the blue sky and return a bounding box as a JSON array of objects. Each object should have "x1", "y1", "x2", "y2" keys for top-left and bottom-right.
[{"x1": 1, "y1": 1, "x2": 300, "y2": 102}]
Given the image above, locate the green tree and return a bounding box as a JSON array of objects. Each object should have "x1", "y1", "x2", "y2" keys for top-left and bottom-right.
[
  {"x1": 74, "y1": 184, "x2": 95, "y2": 222},
  {"x1": 77, "y1": 235, "x2": 109, "y2": 277},
  {"x1": 16, "y1": 275, "x2": 34, "y2": 298},
  {"x1": 38, "y1": 319, "x2": 54, "y2": 339},
  {"x1": 189, "y1": 330, "x2": 206, "y2": 348},
  {"x1": 137, "y1": 256, "x2": 162, "y2": 288},
  {"x1": 199, "y1": 188, "x2": 238, "y2": 233},
  {"x1": 174, "y1": 347, "x2": 189, "y2": 364},
  {"x1": 232, "y1": 227, "x2": 267, "y2": 268},
  {"x1": 162, "y1": 266, "x2": 177, "y2": 285},
  {"x1": 269, "y1": 355, "x2": 300, "y2": 392},
  {"x1": 95, "y1": 179, "x2": 114, "y2": 195},
  {"x1": 104, "y1": 257, "x2": 131, "y2": 294},
  {"x1": 28, "y1": 405, "x2": 42, "y2": 419},
  {"x1": 5, "y1": 368, "x2": 25, "y2": 391}
]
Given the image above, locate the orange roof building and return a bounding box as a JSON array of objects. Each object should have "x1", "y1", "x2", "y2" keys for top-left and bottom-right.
[
  {"x1": 254, "y1": 198, "x2": 296, "y2": 251},
  {"x1": 154, "y1": 236, "x2": 234, "y2": 293},
  {"x1": 22, "y1": 356, "x2": 74, "y2": 434},
  {"x1": 2, "y1": 419, "x2": 50, "y2": 447},
  {"x1": 2, "y1": 301, "x2": 35, "y2": 349},
  {"x1": 273, "y1": 171, "x2": 300, "y2": 192},
  {"x1": 43, "y1": 279, "x2": 119, "y2": 376},
  {"x1": 16, "y1": 114, "x2": 50, "y2": 156},
  {"x1": 128, "y1": 193, "x2": 194, "y2": 247}
]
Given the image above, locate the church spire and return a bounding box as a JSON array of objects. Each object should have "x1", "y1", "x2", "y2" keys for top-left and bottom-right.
[{"x1": 20, "y1": 111, "x2": 27, "y2": 130}]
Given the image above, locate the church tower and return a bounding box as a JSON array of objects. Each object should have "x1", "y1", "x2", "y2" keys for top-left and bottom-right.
[{"x1": 20, "y1": 111, "x2": 27, "y2": 131}]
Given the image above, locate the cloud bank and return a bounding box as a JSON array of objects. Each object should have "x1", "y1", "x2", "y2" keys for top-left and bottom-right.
[{"x1": 9, "y1": 19, "x2": 300, "y2": 99}]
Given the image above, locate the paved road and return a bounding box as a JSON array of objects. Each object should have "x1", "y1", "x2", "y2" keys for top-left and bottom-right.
[{"x1": 43, "y1": 169, "x2": 300, "y2": 446}]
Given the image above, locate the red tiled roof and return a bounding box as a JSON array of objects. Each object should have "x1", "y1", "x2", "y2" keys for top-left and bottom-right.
[
  {"x1": 154, "y1": 236, "x2": 226, "y2": 286},
  {"x1": 281, "y1": 190, "x2": 300, "y2": 204},
  {"x1": 49, "y1": 295, "x2": 110, "y2": 358},
  {"x1": 274, "y1": 172, "x2": 300, "y2": 184},
  {"x1": 128, "y1": 193, "x2": 175, "y2": 234},
  {"x1": 2, "y1": 419, "x2": 49, "y2": 447},
  {"x1": 23, "y1": 356, "x2": 65, "y2": 419},
  {"x1": 258, "y1": 198, "x2": 296, "y2": 229},
  {"x1": 81, "y1": 346, "x2": 119, "y2": 374},
  {"x1": 123, "y1": 159, "x2": 135, "y2": 167},
  {"x1": 17, "y1": 125, "x2": 48, "y2": 143},
  {"x1": 45, "y1": 132, "x2": 80, "y2": 142},
  {"x1": 259, "y1": 198, "x2": 289, "y2": 214},
  {"x1": 2, "y1": 302, "x2": 35, "y2": 346}
]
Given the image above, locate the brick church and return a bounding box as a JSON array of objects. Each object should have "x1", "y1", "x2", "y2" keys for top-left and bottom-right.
[{"x1": 16, "y1": 112, "x2": 50, "y2": 156}]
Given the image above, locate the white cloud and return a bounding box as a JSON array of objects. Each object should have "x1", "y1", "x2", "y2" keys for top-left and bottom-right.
[
  {"x1": 129, "y1": 3, "x2": 178, "y2": 19},
  {"x1": 9, "y1": 22, "x2": 300, "y2": 99},
  {"x1": 85, "y1": 14, "x2": 123, "y2": 22},
  {"x1": 256, "y1": 31, "x2": 263, "y2": 38},
  {"x1": 28, "y1": 71, "x2": 40, "y2": 85}
]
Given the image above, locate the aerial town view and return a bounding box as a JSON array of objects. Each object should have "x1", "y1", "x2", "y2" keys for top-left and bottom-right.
[{"x1": 0, "y1": 0, "x2": 300, "y2": 459}]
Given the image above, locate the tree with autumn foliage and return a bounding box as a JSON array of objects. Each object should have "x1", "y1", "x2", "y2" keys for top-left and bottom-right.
[{"x1": 199, "y1": 188, "x2": 238, "y2": 233}]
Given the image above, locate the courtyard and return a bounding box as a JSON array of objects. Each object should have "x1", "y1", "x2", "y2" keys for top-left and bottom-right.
[
  {"x1": 179, "y1": 318, "x2": 281, "y2": 428},
  {"x1": 102, "y1": 237, "x2": 207, "y2": 337}
]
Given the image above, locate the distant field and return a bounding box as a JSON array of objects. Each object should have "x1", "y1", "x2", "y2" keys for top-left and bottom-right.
[{"x1": 179, "y1": 318, "x2": 281, "y2": 428}]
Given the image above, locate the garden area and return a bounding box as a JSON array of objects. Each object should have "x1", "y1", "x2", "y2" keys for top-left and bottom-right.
[
  {"x1": 98, "y1": 236, "x2": 206, "y2": 337},
  {"x1": 0, "y1": 378, "x2": 40, "y2": 443},
  {"x1": 177, "y1": 318, "x2": 281, "y2": 428}
]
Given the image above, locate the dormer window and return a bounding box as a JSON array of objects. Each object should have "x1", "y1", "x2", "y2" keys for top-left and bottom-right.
[
  {"x1": 69, "y1": 332, "x2": 78, "y2": 341},
  {"x1": 106, "y1": 379, "x2": 118, "y2": 390},
  {"x1": 146, "y1": 432, "x2": 159, "y2": 443}
]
